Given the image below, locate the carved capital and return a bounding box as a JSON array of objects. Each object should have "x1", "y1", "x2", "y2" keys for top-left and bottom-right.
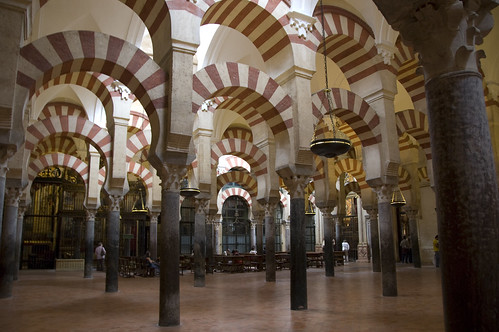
[
  {"x1": 374, "y1": 0, "x2": 498, "y2": 79},
  {"x1": 403, "y1": 206, "x2": 419, "y2": 220},
  {"x1": 365, "y1": 207, "x2": 379, "y2": 221},
  {"x1": 111, "y1": 80, "x2": 132, "y2": 101},
  {"x1": 160, "y1": 164, "x2": 187, "y2": 192},
  {"x1": 282, "y1": 175, "x2": 309, "y2": 199},
  {"x1": 376, "y1": 42, "x2": 396, "y2": 65},
  {"x1": 288, "y1": 11, "x2": 316, "y2": 39},
  {"x1": 194, "y1": 198, "x2": 209, "y2": 215},
  {"x1": 149, "y1": 212, "x2": 159, "y2": 223},
  {"x1": 86, "y1": 209, "x2": 97, "y2": 221},
  {"x1": 108, "y1": 194, "x2": 123, "y2": 212},
  {"x1": 372, "y1": 184, "x2": 395, "y2": 204},
  {"x1": 17, "y1": 205, "x2": 26, "y2": 219},
  {"x1": 4, "y1": 186, "x2": 22, "y2": 207}
]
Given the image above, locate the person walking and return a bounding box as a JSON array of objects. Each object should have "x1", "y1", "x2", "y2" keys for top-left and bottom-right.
[
  {"x1": 95, "y1": 242, "x2": 106, "y2": 271},
  {"x1": 400, "y1": 236, "x2": 410, "y2": 263},
  {"x1": 342, "y1": 240, "x2": 350, "y2": 263}
]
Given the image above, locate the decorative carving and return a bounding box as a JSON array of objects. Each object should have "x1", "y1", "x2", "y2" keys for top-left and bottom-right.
[
  {"x1": 288, "y1": 11, "x2": 316, "y2": 39},
  {"x1": 149, "y1": 212, "x2": 159, "y2": 223},
  {"x1": 373, "y1": 0, "x2": 498, "y2": 79},
  {"x1": 282, "y1": 175, "x2": 309, "y2": 199},
  {"x1": 365, "y1": 207, "x2": 379, "y2": 221},
  {"x1": 17, "y1": 206, "x2": 26, "y2": 219},
  {"x1": 86, "y1": 209, "x2": 97, "y2": 221},
  {"x1": 111, "y1": 80, "x2": 131, "y2": 101},
  {"x1": 160, "y1": 164, "x2": 187, "y2": 191},
  {"x1": 195, "y1": 198, "x2": 209, "y2": 215},
  {"x1": 375, "y1": 42, "x2": 396, "y2": 65},
  {"x1": 108, "y1": 194, "x2": 123, "y2": 212},
  {"x1": 372, "y1": 185, "x2": 394, "y2": 203},
  {"x1": 4, "y1": 187, "x2": 22, "y2": 207}
]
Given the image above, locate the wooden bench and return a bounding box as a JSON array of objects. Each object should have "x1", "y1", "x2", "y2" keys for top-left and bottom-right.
[
  {"x1": 307, "y1": 252, "x2": 324, "y2": 268},
  {"x1": 334, "y1": 251, "x2": 345, "y2": 266}
]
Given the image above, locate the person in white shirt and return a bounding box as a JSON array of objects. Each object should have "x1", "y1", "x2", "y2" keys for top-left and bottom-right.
[
  {"x1": 95, "y1": 242, "x2": 106, "y2": 271},
  {"x1": 342, "y1": 240, "x2": 350, "y2": 262}
]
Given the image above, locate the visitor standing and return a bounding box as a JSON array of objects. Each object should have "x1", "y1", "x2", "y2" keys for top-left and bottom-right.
[
  {"x1": 95, "y1": 242, "x2": 106, "y2": 271},
  {"x1": 342, "y1": 240, "x2": 350, "y2": 262}
]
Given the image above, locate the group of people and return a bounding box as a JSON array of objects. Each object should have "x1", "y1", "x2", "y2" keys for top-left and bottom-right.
[
  {"x1": 399, "y1": 236, "x2": 412, "y2": 263},
  {"x1": 94, "y1": 242, "x2": 160, "y2": 275}
]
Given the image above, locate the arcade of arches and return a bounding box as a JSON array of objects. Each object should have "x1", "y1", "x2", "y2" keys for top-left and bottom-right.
[{"x1": 0, "y1": 1, "x2": 497, "y2": 331}]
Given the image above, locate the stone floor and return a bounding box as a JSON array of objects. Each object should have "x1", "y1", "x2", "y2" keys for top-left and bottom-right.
[{"x1": 0, "y1": 262, "x2": 444, "y2": 332}]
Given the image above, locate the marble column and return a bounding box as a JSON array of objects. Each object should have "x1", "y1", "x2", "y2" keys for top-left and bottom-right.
[
  {"x1": 84, "y1": 209, "x2": 96, "y2": 279},
  {"x1": 284, "y1": 217, "x2": 290, "y2": 252},
  {"x1": 205, "y1": 213, "x2": 215, "y2": 273},
  {"x1": 333, "y1": 215, "x2": 341, "y2": 251},
  {"x1": 250, "y1": 221, "x2": 256, "y2": 249},
  {"x1": 149, "y1": 212, "x2": 159, "y2": 260},
  {"x1": 404, "y1": 207, "x2": 421, "y2": 268},
  {"x1": 256, "y1": 216, "x2": 264, "y2": 255},
  {"x1": 264, "y1": 200, "x2": 278, "y2": 282},
  {"x1": 283, "y1": 175, "x2": 309, "y2": 310},
  {"x1": 105, "y1": 194, "x2": 123, "y2": 293},
  {"x1": 321, "y1": 207, "x2": 334, "y2": 277},
  {"x1": 158, "y1": 165, "x2": 185, "y2": 327},
  {"x1": 0, "y1": 147, "x2": 15, "y2": 239},
  {"x1": 193, "y1": 198, "x2": 208, "y2": 287},
  {"x1": 13, "y1": 205, "x2": 26, "y2": 281},
  {"x1": 214, "y1": 219, "x2": 222, "y2": 255},
  {"x1": 373, "y1": 185, "x2": 397, "y2": 296},
  {"x1": 373, "y1": 1, "x2": 499, "y2": 329},
  {"x1": 366, "y1": 207, "x2": 380, "y2": 272},
  {"x1": 0, "y1": 186, "x2": 22, "y2": 298}
]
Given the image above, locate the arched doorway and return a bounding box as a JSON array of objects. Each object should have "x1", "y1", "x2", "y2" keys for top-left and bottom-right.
[{"x1": 222, "y1": 196, "x2": 250, "y2": 253}]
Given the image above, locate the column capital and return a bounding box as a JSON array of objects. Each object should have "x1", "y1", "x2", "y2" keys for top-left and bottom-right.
[
  {"x1": 194, "y1": 198, "x2": 209, "y2": 215},
  {"x1": 282, "y1": 175, "x2": 309, "y2": 199},
  {"x1": 287, "y1": 10, "x2": 316, "y2": 40},
  {"x1": 371, "y1": 184, "x2": 395, "y2": 204},
  {"x1": 107, "y1": 194, "x2": 124, "y2": 212},
  {"x1": 402, "y1": 206, "x2": 419, "y2": 219},
  {"x1": 4, "y1": 186, "x2": 22, "y2": 207},
  {"x1": 149, "y1": 211, "x2": 160, "y2": 223},
  {"x1": 86, "y1": 209, "x2": 97, "y2": 220},
  {"x1": 374, "y1": 0, "x2": 498, "y2": 80},
  {"x1": 364, "y1": 206, "x2": 379, "y2": 220},
  {"x1": 160, "y1": 164, "x2": 187, "y2": 192}
]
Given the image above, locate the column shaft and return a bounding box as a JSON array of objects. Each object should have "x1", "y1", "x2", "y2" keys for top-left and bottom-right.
[
  {"x1": 426, "y1": 72, "x2": 499, "y2": 330},
  {"x1": 84, "y1": 211, "x2": 95, "y2": 279},
  {"x1": 378, "y1": 200, "x2": 397, "y2": 296},
  {"x1": 13, "y1": 207, "x2": 25, "y2": 281},
  {"x1": 290, "y1": 197, "x2": 307, "y2": 310},
  {"x1": 323, "y1": 213, "x2": 334, "y2": 277},
  {"x1": 105, "y1": 209, "x2": 120, "y2": 292},
  {"x1": 193, "y1": 200, "x2": 206, "y2": 287},
  {"x1": 265, "y1": 214, "x2": 276, "y2": 282}
]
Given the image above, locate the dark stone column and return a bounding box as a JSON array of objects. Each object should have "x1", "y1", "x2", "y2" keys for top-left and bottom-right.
[
  {"x1": 283, "y1": 176, "x2": 308, "y2": 310},
  {"x1": 334, "y1": 216, "x2": 341, "y2": 251},
  {"x1": 366, "y1": 208, "x2": 381, "y2": 272},
  {"x1": 105, "y1": 195, "x2": 122, "y2": 293},
  {"x1": 373, "y1": 185, "x2": 397, "y2": 297},
  {"x1": 263, "y1": 201, "x2": 277, "y2": 282},
  {"x1": 256, "y1": 217, "x2": 264, "y2": 255},
  {"x1": 404, "y1": 207, "x2": 421, "y2": 268},
  {"x1": 193, "y1": 198, "x2": 208, "y2": 287},
  {"x1": 0, "y1": 186, "x2": 21, "y2": 298},
  {"x1": 84, "y1": 209, "x2": 96, "y2": 279},
  {"x1": 13, "y1": 205, "x2": 25, "y2": 281},
  {"x1": 158, "y1": 166, "x2": 184, "y2": 327},
  {"x1": 427, "y1": 72, "x2": 499, "y2": 331},
  {"x1": 149, "y1": 212, "x2": 159, "y2": 260},
  {"x1": 0, "y1": 164, "x2": 8, "y2": 240},
  {"x1": 321, "y1": 208, "x2": 334, "y2": 277},
  {"x1": 205, "y1": 214, "x2": 215, "y2": 273}
]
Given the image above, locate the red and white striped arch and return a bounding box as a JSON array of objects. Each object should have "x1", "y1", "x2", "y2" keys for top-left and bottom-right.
[
  {"x1": 127, "y1": 130, "x2": 151, "y2": 162},
  {"x1": 98, "y1": 167, "x2": 107, "y2": 187},
  {"x1": 309, "y1": 6, "x2": 391, "y2": 85},
  {"x1": 398, "y1": 166, "x2": 411, "y2": 192},
  {"x1": 37, "y1": 0, "x2": 171, "y2": 62},
  {"x1": 222, "y1": 127, "x2": 253, "y2": 142},
  {"x1": 211, "y1": 138, "x2": 267, "y2": 176},
  {"x1": 25, "y1": 116, "x2": 112, "y2": 161},
  {"x1": 395, "y1": 109, "x2": 431, "y2": 161},
  {"x1": 312, "y1": 155, "x2": 325, "y2": 181},
  {"x1": 192, "y1": 62, "x2": 293, "y2": 138},
  {"x1": 31, "y1": 136, "x2": 80, "y2": 160},
  {"x1": 217, "y1": 170, "x2": 257, "y2": 197},
  {"x1": 393, "y1": 39, "x2": 426, "y2": 104},
  {"x1": 200, "y1": 0, "x2": 291, "y2": 62},
  {"x1": 38, "y1": 102, "x2": 87, "y2": 121},
  {"x1": 28, "y1": 152, "x2": 88, "y2": 186},
  {"x1": 17, "y1": 30, "x2": 164, "y2": 155},
  {"x1": 128, "y1": 110, "x2": 151, "y2": 135},
  {"x1": 213, "y1": 96, "x2": 267, "y2": 131},
  {"x1": 279, "y1": 190, "x2": 288, "y2": 208},
  {"x1": 128, "y1": 161, "x2": 153, "y2": 189},
  {"x1": 219, "y1": 187, "x2": 252, "y2": 208},
  {"x1": 312, "y1": 88, "x2": 381, "y2": 147},
  {"x1": 334, "y1": 158, "x2": 369, "y2": 190}
]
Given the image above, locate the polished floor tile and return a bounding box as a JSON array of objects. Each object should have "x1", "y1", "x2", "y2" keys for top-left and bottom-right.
[{"x1": 0, "y1": 263, "x2": 444, "y2": 331}]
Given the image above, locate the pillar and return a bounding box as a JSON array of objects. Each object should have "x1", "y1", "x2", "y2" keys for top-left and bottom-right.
[
  {"x1": 0, "y1": 186, "x2": 22, "y2": 298},
  {"x1": 105, "y1": 194, "x2": 123, "y2": 293},
  {"x1": 256, "y1": 215, "x2": 264, "y2": 255},
  {"x1": 84, "y1": 209, "x2": 96, "y2": 279},
  {"x1": 282, "y1": 175, "x2": 309, "y2": 310},
  {"x1": 193, "y1": 198, "x2": 208, "y2": 287},
  {"x1": 0, "y1": 147, "x2": 15, "y2": 240},
  {"x1": 334, "y1": 215, "x2": 341, "y2": 251},
  {"x1": 13, "y1": 204, "x2": 25, "y2": 281},
  {"x1": 321, "y1": 207, "x2": 334, "y2": 277},
  {"x1": 263, "y1": 200, "x2": 278, "y2": 282},
  {"x1": 214, "y1": 218, "x2": 222, "y2": 255},
  {"x1": 372, "y1": 2, "x2": 499, "y2": 329},
  {"x1": 250, "y1": 221, "x2": 256, "y2": 249},
  {"x1": 404, "y1": 207, "x2": 421, "y2": 268},
  {"x1": 149, "y1": 212, "x2": 159, "y2": 260},
  {"x1": 158, "y1": 165, "x2": 185, "y2": 327},
  {"x1": 205, "y1": 213, "x2": 215, "y2": 273},
  {"x1": 366, "y1": 207, "x2": 380, "y2": 272},
  {"x1": 373, "y1": 185, "x2": 397, "y2": 296}
]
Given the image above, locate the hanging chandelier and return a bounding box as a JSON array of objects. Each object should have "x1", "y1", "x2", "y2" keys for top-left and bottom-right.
[
  {"x1": 179, "y1": 168, "x2": 200, "y2": 198},
  {"x1": 390, "y1": 187, "x2": 406, "y2": 207},
  {"x1": 310, "y1": 0, "x2": 352, "y2": 159}
]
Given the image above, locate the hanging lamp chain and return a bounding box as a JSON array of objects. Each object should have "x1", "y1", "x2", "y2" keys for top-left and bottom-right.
[{"x1": 319, "y1": 0, "x2": 337, "y2": 138}]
